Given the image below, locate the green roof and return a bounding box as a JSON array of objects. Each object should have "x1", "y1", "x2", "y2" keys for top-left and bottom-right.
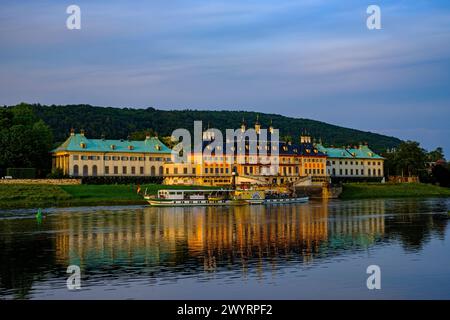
[
  {"x1": 315, "y1": 143, "x2": 383, "y2": 159},
  {"x1": 52, "y1": 134, "x2": 172, "y2": 154}
]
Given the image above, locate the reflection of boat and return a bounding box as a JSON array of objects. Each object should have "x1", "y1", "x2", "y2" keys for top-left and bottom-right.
[{"x1": 145, "y1": 189, "x2": 248, "y2": 207}]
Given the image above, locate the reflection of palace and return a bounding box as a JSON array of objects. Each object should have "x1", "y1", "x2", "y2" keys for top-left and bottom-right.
[{"x1": 54, "y1": 202, "x2": 386, "y2": 273}]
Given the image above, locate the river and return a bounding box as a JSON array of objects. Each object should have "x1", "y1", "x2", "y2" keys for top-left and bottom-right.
[{"x1": 1, "y1": 198, "x2": 449, "y2": 299}]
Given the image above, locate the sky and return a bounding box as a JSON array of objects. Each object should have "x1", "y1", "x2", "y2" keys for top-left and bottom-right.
[{"x1": 0, "y1": 0, "x2": 449, "y2": 156}]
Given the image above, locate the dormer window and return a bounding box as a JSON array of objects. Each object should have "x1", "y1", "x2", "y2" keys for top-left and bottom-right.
[
  {"x1": 80, "y1": 142, "x2": 86, "y2": 149},
  {"x1": 110, "y1": 144, "x2": 116, "y2": 150},
  {"x1": 155, "y1": 145, "x2": 161, "y2": 151},
  {"x1": 128, "y1": 145, "x2": 134, "y2": 150}
]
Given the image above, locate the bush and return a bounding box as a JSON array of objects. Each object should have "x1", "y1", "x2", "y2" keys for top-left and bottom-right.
[
  {"x1": 81, "y1": 176, "x2": 163, "y2": 185},
  {"x1": 46, "y1": 168, "x2": 69, "y2": 179},
  {"x1": 6, "y1": 168, "x2": 36, "y2": 179}
]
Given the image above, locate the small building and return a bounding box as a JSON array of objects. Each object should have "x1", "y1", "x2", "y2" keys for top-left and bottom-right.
[
  {"x1": 51, "y1": 130, "x2": 172, "y2": 177},
  {"x1": 315, "y1": 143, "x2": 384, "y2": 182}
]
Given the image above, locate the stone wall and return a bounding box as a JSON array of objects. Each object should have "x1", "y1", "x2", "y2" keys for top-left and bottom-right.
[{"x1": 0, "y1": 179, "x2": 82, "y2": 185}]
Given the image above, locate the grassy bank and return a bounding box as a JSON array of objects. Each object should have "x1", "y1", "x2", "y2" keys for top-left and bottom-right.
[
  {"x1": 0, "y1": 184, "x2": 217, "y2": 210},
  {"x1": 340, "y1": 183, "x2": 450, "y2": 200}
]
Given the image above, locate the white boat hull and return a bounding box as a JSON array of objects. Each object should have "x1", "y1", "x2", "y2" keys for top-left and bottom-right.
[{"x1": 147, "y1": 199, "x2": 247, "y2": 207}]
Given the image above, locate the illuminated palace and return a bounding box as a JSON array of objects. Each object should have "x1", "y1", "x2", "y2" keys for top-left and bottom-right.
[
  {"x1": 162, "y1": 119, "x2": 328, "y2": 186},
  {"x1": 51, "y1": 129, "x2": 172, "y2": 177},
  {"x1": 51, "y1": 120, "x2": 384, "y2": 186}
]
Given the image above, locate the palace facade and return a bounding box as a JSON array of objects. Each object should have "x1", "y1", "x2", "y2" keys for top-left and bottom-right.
[
  {"x1": 163, "y1": 120, "x2": 328, "y2": 186},
  {"x1": 51, "y1": 121, "x2": 385, "y2": 186},
  {"x1": 315, "y1": 143, "x2": 384, "y2": 182},
  {"x1": 51, "y1": 130, "x2": 172, "y2": 177}
]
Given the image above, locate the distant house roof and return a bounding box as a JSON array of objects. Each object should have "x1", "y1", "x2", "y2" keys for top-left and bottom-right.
[
  {"x1": 52, "y1": 134, "x2": 172, "y2": 154},
  {"x1": 194, "y1": 138, "x2": 326, "y2": 157},
  {"x1": 315, "y1": 143, "x2": 384, "y2": 159}
]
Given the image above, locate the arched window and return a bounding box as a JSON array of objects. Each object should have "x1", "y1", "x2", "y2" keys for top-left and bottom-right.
[
  {"x1": 159, "y1": 166, "x2": 163, "y2": 176},
  {"x1": 378, "y1": 169, "x2": 381, "y2": 176},
  {"x1": 332, "y1": 168, "x2": 336, "y2": 176},
  {"x1": 151, "y1": 166, "x2": 156, "y2": 176},
  {"x1": 73, "y1": 165, "x2": 79, "y2": 176},
  {"x1": 368, "y1": 168, "x2": 371, "y2": 176},
  {"x1": 83, "y1": 165, "x2": 89, "y2": 176},
  {"x1": 92, "y1": 165, "x2": 98, "y2": 176}
]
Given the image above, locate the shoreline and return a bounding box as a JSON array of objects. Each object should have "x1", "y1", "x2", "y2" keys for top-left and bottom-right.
[{"x1": 1, "y1": 182, "x2": 449, "y2": 210}]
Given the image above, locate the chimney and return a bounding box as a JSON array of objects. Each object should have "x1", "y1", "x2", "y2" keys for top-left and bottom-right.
[
  {"x1": 80, "y1": 129, "x2": 85, "y2": 136},
  {"x1": 101, "y1": 134, "x2": 105, "y2": 140},
  {"x1": 70, "y1": 128, "x2": 75, "y2": 136},
  {"x1": 145, "y1": 132, "x2": 151, "y2": 140}
]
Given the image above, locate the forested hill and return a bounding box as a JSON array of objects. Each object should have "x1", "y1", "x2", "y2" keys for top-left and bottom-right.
[{"x1": 26, "y1": 104, "x2": 401, "y2": 152}]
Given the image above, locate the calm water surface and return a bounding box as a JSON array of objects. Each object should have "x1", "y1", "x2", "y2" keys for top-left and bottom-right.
[{"x1": 1, "y1": 198, "x2": 449, "y2": 299}]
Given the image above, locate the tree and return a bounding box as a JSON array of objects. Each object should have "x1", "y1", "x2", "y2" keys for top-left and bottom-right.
[
  {"x1": 427, "y1": 147, "x2": 445, "y2": 162},
  {"x1": 0, "y1": 105, "x2": 53, "y2": 176},
  {"x1": 384, "y1": 141, "x2": 427, "y2": 177}
]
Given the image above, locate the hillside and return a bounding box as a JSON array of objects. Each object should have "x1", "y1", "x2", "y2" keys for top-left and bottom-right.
[{"x1": 25, "y1": 104, "x2": 402, "y2": 152}]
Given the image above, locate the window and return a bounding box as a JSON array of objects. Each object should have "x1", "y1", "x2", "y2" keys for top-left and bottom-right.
[
  {"x1": 350, "y1": 169, "x2": 353, "y2": 175},
  {"x1": 205, "y1": 168, "x2": 209, "y2": 174},
  {"x1": 368, "y1": 169, "x2": 371, "y2": 176},
  {"x1": 345, "y1": 169, "x2": 348, "y2": 175},
  {"x1": 356, "y1": 169, "x2": 359, "y2": 175},
  {"x1": 112, "y1": 156, "x2": 120, "y2": 161},
  {"x1": 166, "y1": 168, "x2": 169, "y2": 174},
  {"x1": 139, "y1": 157, "x2": 145, "y2": 161},
  {"x1": 192, "y1": 168, "x2": 196, "y2": 174},
  {"x1": 159, "y1": 166, "x2": 163, "y2": 175},
  {"x1": 73, "y1": 155, "x2": 79, "y2": 160},
  {"x1": 332, "y1": 168, "x2": 336, "y2": 176},
  {"x1": 183, "y1": 167, "x2": 188, "y2": 174},
  {"x1": 123, "y1": 166, "x2": 127, "y2": 174},
  {"x1": 81, "y1": 155, "x2": 88, "y2": 160},
  {"x1": 131, "y1": 166, "x2": 136, "y2": 175},
  {"x1": 174, "y1": 168, "x2": 178, "y2": 174},
  {"x1": 121, "y1": 156, "x2": 128, "y2": 161},
  {"x1": 105, "y1": 166, "x2": 109, "y2": 174},
  {"x1": 104, "y1": 156, "x2": 111, "y2": 161},
  {"x1": 151, "y1": 166, "x2": 155, "y2": 176},
  {"x1": 114, "y1": 166, "x2": 118, "y2": 174},
  {"x1": 339, "y1": 169, "x2": 343, "y2": 175},
  {"x1": 73, "y1": 165, "x2": 79, "y2": 176},
  {"x1": 140, "y1": 167, "x2": 144, "y2": 175},
  {"x1": 378, "y1": 169, "x2": 381, "y2": 176},
  {"x1": 92, "y1": 165, "x2": 98, "y2": 176},
  {"x1": 130, "y1": 157, "x2": 137, "y2": 161},
  {"x1": 83, "y1": 165, "x2": 88, "y2": 176}
]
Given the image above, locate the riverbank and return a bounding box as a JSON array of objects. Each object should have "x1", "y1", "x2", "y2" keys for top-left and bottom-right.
[
  {"x1": 0, "y1": 184, "x2": 217, "y2": 209},
  {"x1": 340, "y1": 183, "x2": 450, "y2": 200}
]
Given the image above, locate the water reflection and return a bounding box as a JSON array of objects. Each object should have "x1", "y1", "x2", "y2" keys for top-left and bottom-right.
[{"x1": 0, "y1": 198, "x2": 449, "y2": 299}]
